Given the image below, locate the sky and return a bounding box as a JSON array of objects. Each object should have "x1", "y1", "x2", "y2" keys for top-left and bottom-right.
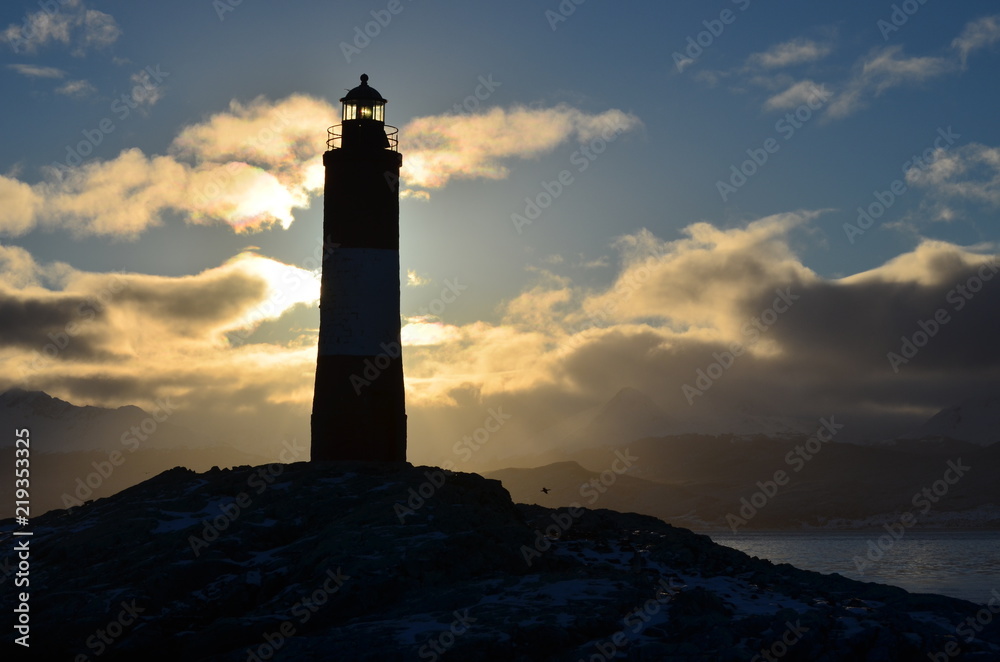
[{"x1": 1, "y1": 0, "x2": 999, "y2": 467}]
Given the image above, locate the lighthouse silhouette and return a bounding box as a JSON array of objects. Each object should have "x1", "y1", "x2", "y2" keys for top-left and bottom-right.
[{"x1": 311, "y1": 74, "x2": 406, "y2": 463}]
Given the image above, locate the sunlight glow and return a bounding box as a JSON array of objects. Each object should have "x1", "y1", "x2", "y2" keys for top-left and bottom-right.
[{"x1": 230, "y1": 253, "x2": 321, "y2": 327}]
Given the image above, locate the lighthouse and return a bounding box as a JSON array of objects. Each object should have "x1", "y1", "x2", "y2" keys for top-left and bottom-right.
[{"x1": 311, "y1": 74, "x2": 406, "y2": 463}]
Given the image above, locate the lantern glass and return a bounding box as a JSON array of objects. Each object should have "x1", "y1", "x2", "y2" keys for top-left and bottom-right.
[{"x1": 343, "y1": 101, "x2": 384, "y2": 123}]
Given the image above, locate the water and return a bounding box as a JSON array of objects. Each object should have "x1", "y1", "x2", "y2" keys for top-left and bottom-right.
[{"x1": 708, "y1": 530, "x2": 1000, "y2": 604}]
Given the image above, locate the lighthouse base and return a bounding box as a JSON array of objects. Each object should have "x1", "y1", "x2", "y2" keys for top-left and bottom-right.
[{"x1": 311, "y1": 354, "x2": 407, "y2": 462}]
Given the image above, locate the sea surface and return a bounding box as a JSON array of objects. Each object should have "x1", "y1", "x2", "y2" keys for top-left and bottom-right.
[{"x1": 708, "y1": 530, "x2": 1000, "y2": 604}]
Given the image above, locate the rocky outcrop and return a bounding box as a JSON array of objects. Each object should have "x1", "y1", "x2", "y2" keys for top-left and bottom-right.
[{"x1": 2, "y1": 462, "x2": 998, "y2": 660}]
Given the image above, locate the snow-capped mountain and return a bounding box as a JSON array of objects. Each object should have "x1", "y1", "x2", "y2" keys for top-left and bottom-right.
[
  {"x1": 901, "y1": 395, "x2": 1000, "y2": 446},
  {"x1": 0, "y1": 388, "x2": 202, "y2": 452}
]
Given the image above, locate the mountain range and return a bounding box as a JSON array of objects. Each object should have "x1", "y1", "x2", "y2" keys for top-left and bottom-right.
[
  {"x1": 0, "y1": 389, "x2": 272, "y2": 518},
  {"x1": 2, "y1": 388, "x2": 997, "y2": 529}
]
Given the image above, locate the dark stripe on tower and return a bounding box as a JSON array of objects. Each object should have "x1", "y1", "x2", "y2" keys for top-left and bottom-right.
[{"x1": 311, "y1": 139, "x2": 406, "y2": 462}]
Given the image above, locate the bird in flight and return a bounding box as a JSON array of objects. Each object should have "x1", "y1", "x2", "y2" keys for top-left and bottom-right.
[{"x1": 541, "y1": 487, "x2": 551, "y2": 494}]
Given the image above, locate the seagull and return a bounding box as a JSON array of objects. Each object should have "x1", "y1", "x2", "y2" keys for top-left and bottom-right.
[{"x1": 540, "y1": 487, "x2": 551, "y2": 494}]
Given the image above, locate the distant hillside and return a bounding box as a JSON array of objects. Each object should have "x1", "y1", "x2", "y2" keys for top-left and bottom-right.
[
  {"x1": 490, "y1": 435, "x2": 1000, "y2": 531},
  {"x1": 0, "y1": 447, "x2": 274, "y2": 519},
  {"x1": 901, "y1": 395, "x2": 1000, "y2": 446},
  {"x1": 486, "y1": 460, "x2": 720, "y2": 530},
  {"x1": 0, "y1": 389, "x2": 275, "y2": 518},
  {"x1": 0, "y1": 388, "x2": 208, "y2": 452}
]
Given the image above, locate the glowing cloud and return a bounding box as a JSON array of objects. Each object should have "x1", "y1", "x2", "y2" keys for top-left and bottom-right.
[
  {"x1": 0, "y1": 96, "x2": 639, "y2": 237},
  {"x1": 400, "y1": 105, "x2": 642, "y2": 191},
  {"x1": 2, "y1": 0, "x2": 120, "y2": 56}
]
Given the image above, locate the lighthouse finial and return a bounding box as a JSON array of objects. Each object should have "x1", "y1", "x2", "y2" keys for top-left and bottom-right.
[{"x1": 360, "y1": 73, "x2": 369, "y2": 84}]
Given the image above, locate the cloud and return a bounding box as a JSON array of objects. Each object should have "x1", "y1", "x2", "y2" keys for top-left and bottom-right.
[
  {"x1": 406, "y1": 269, "x2": 429, "y2": 287},
  {"x1": 860, "y1": 46, "x2": 952, "y2": 94},
  {"x1": 825, "y1": 46, "x2": 952, "y2": 119},
  {"x1": 170, "y1": 94, "x2": 330, "y2": 186},
  {"x1": 906, "y1": 143, "x2": 1000, "y2": 208},
  {"x1": 384, "y1": 213, "x2": 1000, "y2": 462},
  {"x1": 0, "y1": 248, "x2": 324, "y2": 455},
  {"x1": 0, "y1": 176, "x2": 44, "y2": 236},
  {"x1": 77, "y1": 6, "x2": 120, "y2": 54},
  {"x1": 399, "y1": 213, "x2": 826, "y2": 410},
  {"x1": 128, "y1": 70, "x2": 165, "y2": 110},
  {"x1": 2, "y1": 0, "x2": 120, "y2": 56},
  {"x1": 2, "y1": 213, "x2": 998, "y2": 463},
  {"x1": 0, "y1": 96, "x2": 641, "y2": 238},
  {"x1": 953, "y1": 15, "x2": 1000, "y2": 67},
  {"x1": 748, "y1": 38, "x2": 833, "y2": 69},
  {"x1": 6, "y1": 63, "x2": 66, "y2": 78},
  {"x1": 0, "y1": 95, "x2": 333, "y2": 237},
  {"x1": 824, "y1": 16, "x2": 998, "y2": 118},
  {"x1": 0, "y1": 248, "x2": 318, "y2": 379},
  {"x1": 738, "y1": 17, "x2": 993, "y2": 120},
  {"x1": 401, "y1": 318, "x2": 462, "y2": 346},
  {"x1": 764, "y1": 80, "x2": 831, "y2": 111},
  {"x1": 0, "y1": 287, "x2": 111, "y2": 359},
  {"x1": 55, "y1": 79, "x2": 95, "y2": 98},
  {"x1": 0, "y1": 245, "x2": 44, "y2": 289},
  {"x1": 399, "y1": 105, "x2": 642, "y2": 191}
]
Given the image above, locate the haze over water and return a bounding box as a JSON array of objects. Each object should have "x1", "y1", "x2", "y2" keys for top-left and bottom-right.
[{"x1": 711, "y1": 531, "x2": 1000, "y2": 604}]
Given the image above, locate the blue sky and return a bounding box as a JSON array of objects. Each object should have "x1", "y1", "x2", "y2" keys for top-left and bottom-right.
[{"x1": 1, "y1": 1, "x2": 999, "y2": 464}]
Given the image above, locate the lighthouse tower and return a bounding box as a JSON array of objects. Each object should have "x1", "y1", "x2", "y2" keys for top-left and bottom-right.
[{"x1": 311, "y1": 74, "x2": 406, "y2": 463}]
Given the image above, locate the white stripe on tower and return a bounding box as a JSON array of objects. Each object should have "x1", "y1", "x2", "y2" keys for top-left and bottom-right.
[{"x1": 318, "y1": 247, "x2": 400, "y2": 357}]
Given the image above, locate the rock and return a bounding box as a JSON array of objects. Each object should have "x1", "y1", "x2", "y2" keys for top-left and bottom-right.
[{"x1": 1, "y1": 461, "x2": 998, "y2": 660}]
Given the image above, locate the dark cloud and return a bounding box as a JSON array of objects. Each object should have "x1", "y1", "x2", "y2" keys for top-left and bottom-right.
[
  {"x1": 116, "y1": 270, "x2": 268, "y2": 329},
  {"x1": 0, "y1": 290, "x2": 108, "y2": 359}
]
